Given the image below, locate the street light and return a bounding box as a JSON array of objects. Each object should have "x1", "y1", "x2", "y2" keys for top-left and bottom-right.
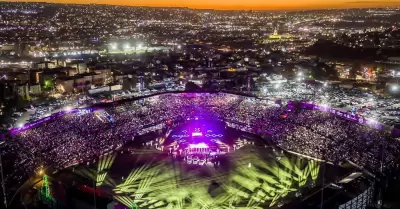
[
  {"x1": 123, "y1": 43, "x2": 130, "y2": 50},
  {"x1": 110, "y1": 43, "x2": 117, "y2": 50}
]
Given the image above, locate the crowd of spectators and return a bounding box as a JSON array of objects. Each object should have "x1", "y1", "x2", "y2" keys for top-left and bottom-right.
[
  {"x1": 263, "y1": 82, "x2": 400, "y2": 126},
  {"x1": 1, "y1": 92, "x2": 399, "y2": 200}
]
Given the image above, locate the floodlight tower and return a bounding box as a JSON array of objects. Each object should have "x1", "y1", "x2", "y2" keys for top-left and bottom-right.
[
  {"x1": 138, "y1": 76, "x2": 144, "y2": 92},
  {"x1": 247, "y1": 76, "x2": 251, "y2": 92}
]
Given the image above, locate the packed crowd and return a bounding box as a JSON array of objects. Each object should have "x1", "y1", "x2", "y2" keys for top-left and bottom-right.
[
  {"x1": 224, "y1": 97, "x2": 399, "y2": 172},
  {"x1": 1, "y1": 92, "x2": 399, "y2": 199},
  {"x1": 264, "y1": 82, "x2": 400, "y2": 126}
]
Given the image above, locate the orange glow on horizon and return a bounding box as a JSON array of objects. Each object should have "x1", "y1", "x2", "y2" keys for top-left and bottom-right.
[{"x1": 10, "y1": 0, "x2": 400, "y2": 10}]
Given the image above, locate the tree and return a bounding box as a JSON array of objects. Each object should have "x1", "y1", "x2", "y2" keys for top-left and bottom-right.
[
  {"x1": 202, "y1": 80, "x2": 215, "y2": 90},
  {"x1": 224, "y1": 80, "x2": 237, "y2": 90},
  {"x1": 350, "y1": 62, "x2": 361, "y2": 79},
  {"x1": 185, "y1": 81, "x2": 200, "y2": 91},
  {"x1": 84, "y1": 80, "x2": 91, "y2": 89}
]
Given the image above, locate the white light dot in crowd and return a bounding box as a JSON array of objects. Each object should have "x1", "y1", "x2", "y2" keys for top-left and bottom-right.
[
  {"x1": 64, "y1": 106, "x2": 73, "y2": 112},
  {"x1": 323, "y1": 83, "x2": 328, "y2": 87},
  {"x1": 392, "y1": 85, "x2": 399, "y2": 91},
  {"x1": 274, "y1": 84, "x2": 280, "y2": 89},
  {"x1": 298, "y1": 72, "x2": 303, "y2": 76},
  {"x1": 262, "y1": 88, "x2": 268, "y2": 94},
  {"x1": 17, "y1": 123, "x2": 24, "y2": 128},
  {"x1": 320, "y1": 103, "x2": 329, "y2": 108}
]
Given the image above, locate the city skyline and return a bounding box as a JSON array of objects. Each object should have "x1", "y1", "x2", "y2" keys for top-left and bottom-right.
[{"x1": 9, "y1": 0, "x2": 400, "y2": 10}]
